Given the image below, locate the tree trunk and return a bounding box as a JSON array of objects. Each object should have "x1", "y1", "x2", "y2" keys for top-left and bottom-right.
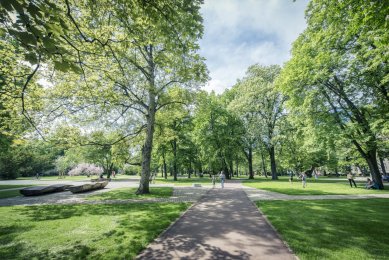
[
  {"x1": 172, "y1": 139, "x2": 178, "y2": 181},
  {"x1": 248, "y1": 147, "x2": 254, "y2": 179},
  {"x1": 136, "y1": 91, "x2": 156, "y2": 195},
  {"x1": 229, "y1": 160, "x2": 234, "y2": 178},
  {"x1": 162, "y1": 153, "x2": 167, "y2": 179},
  {"x1": 379, "y1": 157, "x2": 387, "y2": 176},
  {"x1": 366, "y1": 150, "x2": 384, "y2": 189},
  {"x1": 261, "y1": 152, "x2": 267, "y2": 178},
  {"x1": 269, "y1": 146, "x2": 277, "y2": 180}
]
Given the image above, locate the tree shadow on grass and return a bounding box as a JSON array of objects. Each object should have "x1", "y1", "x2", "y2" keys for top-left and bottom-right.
[{"x1": 6, "y1": 203, "x2": 189, "y2": 259}]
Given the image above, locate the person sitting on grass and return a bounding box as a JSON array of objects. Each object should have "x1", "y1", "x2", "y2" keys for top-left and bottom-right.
[{"x1": 365, "y1": 178, "x2": 379, "y2": 189}]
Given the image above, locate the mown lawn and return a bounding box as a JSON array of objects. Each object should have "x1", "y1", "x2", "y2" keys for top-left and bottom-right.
[
  {"x1": 86, "y1": 187, "x2": 173, "y2": 200},
  {"x1": 0, "y1": 190, "x2": 22, "y2": 199},
  {"x1": 0, "y1": 203, "x2": 190, "y2": 259},
  {"x1": 244, "y1": 177, "x2": 389, "y2": 195},
  {"x1": 258, "y1": 199, "x2": 389, "y2": 260},
  {"x1": 16, "y1": 174, "x2": 132, "y2": 181},
  {"x1": 0, "y1": 185, "x2": 34, "y2": 190},
  {"x1": 155, "y1": 176, "x2": 214, "y2": 186}
]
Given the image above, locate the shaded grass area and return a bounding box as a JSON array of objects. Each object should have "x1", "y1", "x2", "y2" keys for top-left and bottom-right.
[
  {"x1": 16, "y1": 175, "x2": 131, "y2": 181},
  {"x1": 244, "y1": 176, "x2": 389, "y2": 195},
  {"x1": 86, "y1": 187, "x2": 173, "y2": 200},
  {"x1": 0, "y1": 190, "x2": 22, "y2": 199},
  {"x1": 0, "y1": 203, "x2": 190, "y2": 259},
  {"x1": 0, "y1": 185, "x2": 34, "y2": 190},
  {"x1": 155, "y1": 176, "x2": 214, "y2": 186},
  {"x1": 258, "y1": 199, "x2": 389, "y2": 260}
]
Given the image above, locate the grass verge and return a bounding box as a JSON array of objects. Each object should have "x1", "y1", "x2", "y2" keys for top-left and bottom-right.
[
  {"x1": 0, "y1": 190, "x2": 22, "y2": 199},
  {"x1": 258, "y1": 199, "x2": 389, "y2": 260},
  {"x1": 86, "y1": 187, "x2": 173, "y2": 200},
  {"x1": 244, "y1": 177, "x2": 389, "y2": 195},
  {"x1": 155, "y1": 177, "x2": 214, "y2": 186},
  {"x1": 0, "y1": 202, "x2": 190, "y2": 259},
  {"x1": 0, "y1": 185, "x2": 34, "y2": 190}
]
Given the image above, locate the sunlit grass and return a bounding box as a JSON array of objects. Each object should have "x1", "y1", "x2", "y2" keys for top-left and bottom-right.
[
  {"x1": 0, "y1": 202, "x2": 190, "y2": 259},
  {"x1": 155, "y1": 176, "x2": 214, "y2": 186},
  {"x1": 86, "y1": 187, "x2": 173, "y2": 200},
  {"x1": 258, "y1": 199, "x2": 389, "y2": 260},
  {"x1": 243, "y1": 176, "x2": 389, "y2": 195}
]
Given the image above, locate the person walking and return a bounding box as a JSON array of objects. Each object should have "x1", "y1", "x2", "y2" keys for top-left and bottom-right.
[
  {"x1": 219, "y1": 171, "x2": 226, "y2": 189},
  {"x1": 347, "y1": 171, "x2": 357, "y2": 188},
  {"x1": 211, "y1": 175, "x2": 216, "y2": 188}
]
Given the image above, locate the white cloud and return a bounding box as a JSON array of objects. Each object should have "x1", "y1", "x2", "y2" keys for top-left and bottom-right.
[{"x1": 199, "y1": 0, "x2": 309, "y2": 93}]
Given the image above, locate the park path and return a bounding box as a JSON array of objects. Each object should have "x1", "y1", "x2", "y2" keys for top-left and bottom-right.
[{"x1": 137, "y1": 182, "x2": 296, "y2": 260}]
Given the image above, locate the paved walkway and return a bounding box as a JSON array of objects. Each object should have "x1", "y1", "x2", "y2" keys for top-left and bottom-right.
[{"x1": 137, "y1": 182, "x2": 296, "y2": 260}]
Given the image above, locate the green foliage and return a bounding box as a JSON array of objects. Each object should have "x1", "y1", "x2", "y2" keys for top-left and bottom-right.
[
  {"x1": 277, "y1": 0, "x2": 388, "y2": 185},
  {"x1": 192, "y1": 91, "x2": 242, "y2": 175},
  {"x1": 0, "y1": 138, "x2": 62, "y2": 179}
]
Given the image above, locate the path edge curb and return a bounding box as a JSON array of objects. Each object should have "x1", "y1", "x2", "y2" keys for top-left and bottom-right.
[
  {"x1": 135, "y1": 187, "x2": 212, "y2": 259},
  {"x1": 248, "y1": 197, "x2": 300, "y2": 260}
]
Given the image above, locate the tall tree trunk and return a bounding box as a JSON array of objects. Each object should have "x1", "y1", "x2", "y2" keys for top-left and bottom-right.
[
  {"x1": 379, "y1": 157, "x2": 387, "y2": 176},
  {"x1": 162, "y1": 152, "x2": 167, "y2": 179},
  {"x1": 269, "y1": 146, "x2": 277, "y2": 180},
  {"x1": 366, "y1": 150, "x2": 384, "y2": 189},
  {"x1": 229, "y1": 160, "x2": 234, "y2": 178},
  {"x1": 236, "y1": 159, "x2": 239, "y2": 176},
  {"x1": 136, "y1": 91, "x2": 156, "y2": 195},
  {"x1": 248, "y1": 147, "x2": 254, "y2": 179},
  {"x1": 261, "y1": 152, "x2": 267, "y2": 178},
  {"x1": 172, "y1": 139, "x2": 178, "y2": 181}
]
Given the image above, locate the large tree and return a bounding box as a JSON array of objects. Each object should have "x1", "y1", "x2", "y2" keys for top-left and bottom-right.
[
  {"x1": 278, "y1": 0, "x2": 388, "y2": 188},
  {"x1": 1, "y1": 1, "x2": 208, "y2": 193},
  {"x1": 230, "y1": 64, "x2": 284, "y2": 180}
]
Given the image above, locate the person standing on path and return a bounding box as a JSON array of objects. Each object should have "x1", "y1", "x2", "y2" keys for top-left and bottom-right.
[
  {"x1": 301, "y1": 173, "x2": 307, "y2": 188},
  {"x1": 219, "y1": 171, "x2": 225, "y2": 189},
  {"x1": 347, "y1": 172, "x2": 357, "y2": 188}
]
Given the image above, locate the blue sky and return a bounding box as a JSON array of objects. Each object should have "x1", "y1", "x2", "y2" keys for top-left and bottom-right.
[{"x1": 199, "y1": 0, "x2": 309, "y2": 93}]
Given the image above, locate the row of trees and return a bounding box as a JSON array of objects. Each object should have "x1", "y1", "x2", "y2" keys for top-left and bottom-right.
[{"x1": 1, "y1": 0, "x2": 387, "y2": 191}]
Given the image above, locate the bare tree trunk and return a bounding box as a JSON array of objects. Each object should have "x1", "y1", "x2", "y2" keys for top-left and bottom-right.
[
  {"x1": 248, "y1": 147, "x2": 254, "y2": 179},
  {"x1": 261, "y1": 152, "x2": 267, "y2": 178},
  {"x1": 172, "y1": 139, "x2": 178, "y2": 181},
  {"x1": 162, "y1": 152, "x2": 167, "y2": 179},
  {"x1": 379, "y1": 157, "x2": 387, "y2": 176},
  {"x1": 366, "y1": 150, "x2": 384, "y2": 189},
  {"x1": 269, "y1": 146, "x2": 277, "y2": 180},
  {"x1": 136, "y1": 91, "x2": 156, "y2": 195}
]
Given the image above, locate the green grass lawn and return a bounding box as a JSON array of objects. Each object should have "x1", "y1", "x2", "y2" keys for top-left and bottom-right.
[
  {"x1": 243, "y1": 176, "x2": 389, "y2": 195},
  {"x1": 0, "y1": 202, "x2": 190, "y2": 259},
  {"x1": 0, "y1": 185, "x2": 37, "y2": 199},
  {"x1": 155, "y1": 176, "x2": 214, "y2": 186},
  {"x1": 16, "y1": 174, "x2": 136, "y2": 181},
  {"x1": 258, "y1": 199, "x2": 389, "y2": 260},
  {"x1": 86, "y1": 187, "x2": 173, "y2": 200},
  {"x1": 0, "y1": 185, "x2": 35, "y2": 190},
  {"x1": 0, "y1": 190, "x2": 22, "y2": 199}
]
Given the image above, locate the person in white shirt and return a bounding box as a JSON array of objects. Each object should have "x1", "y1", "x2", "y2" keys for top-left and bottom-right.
[{"x1": 219, "y1": 171, "x2": 226, "y2": 189}]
